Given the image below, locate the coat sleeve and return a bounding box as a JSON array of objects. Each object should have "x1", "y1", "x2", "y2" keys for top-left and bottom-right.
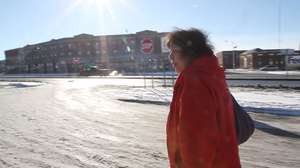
[{"x1": 178, "y1": 77, "x2": 219, "y2": 168}]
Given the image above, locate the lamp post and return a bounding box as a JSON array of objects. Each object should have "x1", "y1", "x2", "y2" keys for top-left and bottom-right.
[{"x1": 225, "y1": 40, "x2": 238, "y2": 69}]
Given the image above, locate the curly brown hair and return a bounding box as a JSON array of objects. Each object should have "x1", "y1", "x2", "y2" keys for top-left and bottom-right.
[{"x1": 166, "y1": 28, "x2": 214, "y2": 58}]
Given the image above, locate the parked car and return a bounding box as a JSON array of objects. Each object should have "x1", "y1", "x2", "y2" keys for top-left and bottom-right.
[{"x1": 259, "y1": 65, "x2": 280, "y2": 71}]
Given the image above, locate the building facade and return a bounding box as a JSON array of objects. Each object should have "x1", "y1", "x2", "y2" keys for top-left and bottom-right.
[
  {"x1": 0, "y1": 60, "x2": 5, "y2": 73},
  {"x1": 216, "y1": 50, "x2": 246, "y2": 69},
  {"x1": 239, "y1": 48, "x2": 300, "y2": 70},
  {"x1": 5, "y1": 30, "x2": 171, "y2": 74}
]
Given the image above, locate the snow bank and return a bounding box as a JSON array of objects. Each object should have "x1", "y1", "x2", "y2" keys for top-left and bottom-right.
[
  {"x1": 116, "y1": 87, "x2": 300, "y2": 116},
  {"x1": 226, "y1": 69, "x2": 300, "y2": 75},
  {"x1": 0, "y1": 81, "x2": 44, "y2": 89}
]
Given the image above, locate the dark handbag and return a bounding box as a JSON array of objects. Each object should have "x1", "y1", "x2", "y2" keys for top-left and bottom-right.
[{"x1": 231, "y1": 94, "x2": 255, "y2": 145}]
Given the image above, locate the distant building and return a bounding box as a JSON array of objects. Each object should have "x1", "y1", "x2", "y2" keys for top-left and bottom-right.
[
  {"x1": 5, "y1": 48, "x2": 26, "y2": 73},
  {"x1": 0, "y1": 60, "x2": 5, "y2": 73},
  {"x1": 5, "y1": 30, "x2": 172, "y2": 74},
  {"x1": 215, "y1": 50, "x2": 246, "y2": 69},
  {"x1": 239, "y1": 48, "x2": 300, "y2": 70}
]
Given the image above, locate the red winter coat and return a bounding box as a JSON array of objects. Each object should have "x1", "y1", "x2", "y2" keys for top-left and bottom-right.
[{"x1": 166, "y1": 55, "x2": 241, "y2": 168}]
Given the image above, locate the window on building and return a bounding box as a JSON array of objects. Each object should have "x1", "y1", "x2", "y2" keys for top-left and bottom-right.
[
  {"x1": 87, "y1": 51, "x2": 91, "y2": 55},
  {"x1": 78, "y1": 51, "x2": 82, "y2": 55}
]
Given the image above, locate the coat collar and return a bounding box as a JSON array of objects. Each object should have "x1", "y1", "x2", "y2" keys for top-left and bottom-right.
[
  {"x1": 174, "y1": 54, "x2": 224, "y2": 90},
  {"x1": 182, "y1": 54, "x2": 224, "y2": 77}
]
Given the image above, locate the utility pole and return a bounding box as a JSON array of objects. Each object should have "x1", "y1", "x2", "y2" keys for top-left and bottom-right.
[{"x1": 278, "y1": 0, "x2": 282, "y2": 49}]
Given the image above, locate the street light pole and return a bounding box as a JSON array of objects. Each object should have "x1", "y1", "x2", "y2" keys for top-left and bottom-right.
[
  {"x1": 233, "y1": 45, "x2": 237, "y2": 69},
  {"x1": 225, "y1": 40, "x2": 238, "y2": 69}
]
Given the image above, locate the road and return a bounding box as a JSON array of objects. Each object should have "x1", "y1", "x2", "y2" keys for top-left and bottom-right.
[{"x1": 0, "y1": 78, "x2": 299, "y2": 168}]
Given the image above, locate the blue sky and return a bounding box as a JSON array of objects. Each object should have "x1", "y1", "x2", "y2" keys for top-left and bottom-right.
[{"x1": 0, "y1": 0, "x2": 300, "y2": 60}]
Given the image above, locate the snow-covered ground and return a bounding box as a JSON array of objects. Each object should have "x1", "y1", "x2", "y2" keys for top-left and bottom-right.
[
  {"x1": 116, "y1": 86, "x2": 300, "y2": 116},
  {"x1": 0, "y1": 79, "x2": 170, "y2": 168},
  {"x1": 0, "y1": 78, "x2": 299, "y2": 168}
]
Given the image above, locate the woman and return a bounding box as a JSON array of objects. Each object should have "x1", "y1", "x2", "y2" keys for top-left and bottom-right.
[{"x1": 166, "y1": 28, "x2": 241, "y2": 168}]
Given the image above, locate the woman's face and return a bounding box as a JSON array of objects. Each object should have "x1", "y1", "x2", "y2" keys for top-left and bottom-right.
[{"x1": 169, "y1": 48, "x2": 187, "y2": 73}]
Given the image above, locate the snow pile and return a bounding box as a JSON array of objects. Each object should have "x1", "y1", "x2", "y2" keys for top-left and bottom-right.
[
  {"x1": 117, "y1": 87, "x2": 172, "y2": 103},
  {"x1": 0, "y1": 81, "x2": 44, "y2": 89}
]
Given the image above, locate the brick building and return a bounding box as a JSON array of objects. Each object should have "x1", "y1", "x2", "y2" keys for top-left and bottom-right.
[
  {"x1": 239, "y1": 48, "x2": 300, "y2": 70},
  {"x1": 5, "y1": 30, "x2": 171, "y2": 74},
  {"x1": 0, "y1": 60, "x2": 5, "y2": 73}
]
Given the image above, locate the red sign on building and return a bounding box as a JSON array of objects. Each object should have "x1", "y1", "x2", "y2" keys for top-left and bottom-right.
[{"x1": 141, "y1": 38, "x2": 153, "y2": 54}]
